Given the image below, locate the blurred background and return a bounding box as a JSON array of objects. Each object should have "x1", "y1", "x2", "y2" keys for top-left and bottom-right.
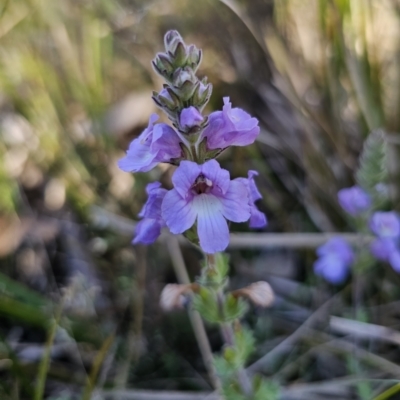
[{"x1": 1, "y1": 0, "x2": 400, "y2": 399}]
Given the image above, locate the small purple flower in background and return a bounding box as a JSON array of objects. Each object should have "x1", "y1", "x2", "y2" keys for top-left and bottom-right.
[
  {"x1": 370, "y1": 238, "x2": 396, "y2": 261},
  {"x1": 202, "y1": 97, "x2": 260, "y2": 150},
  {"x1": 237, "y1": 171, "x2": 267, "y2": 228},
  {"x1": 370, "y1": 213, "x2": 400, "y2": 273},
  {"x1": 369, "y1": 211, "x2": 400, "y2": 238},
  {"x1": 118, "y1": 114, "x2": 182, "y2": 173},
  {"x1": 337, "y1": 186, "x2": 371, "y2": 215},
  {"x1": 314, "y1": 237, "x2": 354, "y2": 284},
  {"x1": 371, "y1": 238, "x2": 400, "y2": 273},
  {"x1": 180, "y1": 106, "x2": 203, "y2": 129},
  {"x1": 133, "y1": 182, "x2": 167, "y2": 244},
  {"x1": 161, "y1": 160, "x2": 251, "y2": 253}
]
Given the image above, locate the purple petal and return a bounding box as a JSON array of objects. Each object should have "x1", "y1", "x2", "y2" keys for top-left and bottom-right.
[
  {"x1": 220, "y1": 179, "x2": 251, "y2": 223},
  {"x1": 171, "y1": 161, "x2": 202, "y2": 198},
  {"x1": 133, "y1": 219, "x2": 162, "y2": 244},
  {"x1": 314, "y1": 254, "x2": 349, "y2": 284},
  {"x1": 139, "y1": 182, "x2": 167, "y2": 219},
  {"x1": 370, "y1": 238, "x2": 397, "y2": 261},
  {"x1": 248, "y1": 170, "x2": 262, "y2": 202},
  {"x1": 338, "y1": 186, "x2": 371, "y2": 216},
  {"x1": 389, "y1": 250, "x2": 400, "y2": 273},
  {"x1": 370, "y1": 211, "x2": 400, "y2": 238},
  {"x1": 151, "y1": 124, "x2": 182, "y2": 161},
  {"x1": 118, "y1": 114, "x2": 160, "y2": 173},
  {"x1": 192, "y1": 194, "x2": 229, "y2": 253},
  {"x1": 180, "y1": 106, "x2": 203, "y2": 128},
  {"x1": 316, "y1": 237, "x2": 354, "y2": 265},
  {"x1": 201, "y1": 159, "x2": 230, "y2": 195},
  {"x1": 162, "y1": 189, "x2": 197, "y2": 234},
  {"x1": 117, "y1": 138, "x2": 158, "y2": 173},
  {"x1": 249, "y1": 207, "x2": 267, "y2": 228},
  {"x1": 203, "y1": 97, "x2": 260, "y2": 150}
]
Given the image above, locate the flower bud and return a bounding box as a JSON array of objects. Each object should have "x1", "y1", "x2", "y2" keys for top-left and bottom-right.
[
  {"x1": 187, "y1": 45, "x2": 202, "y2": 69},
  {"x1": 170, "y1": 42, "x2": 188, "y2": 67},
  {"x1": 153, "y1": 88, "x2": 181, "y2": 111},
  {"x1": 180, "y1": 106, "x2": 204, "y2": 129},
  {"x1": 164, "y1": 30, "x2": 183, "y2": 54},
  {"x1": 193, "y1": 81, "x2": 212, "y2": 108},
  {"x1": 160, "y1": 283, "x2": 198, "y2": 311},
  {"x1": 232, "y1": 281, "x2": 274, "y2": 308}
]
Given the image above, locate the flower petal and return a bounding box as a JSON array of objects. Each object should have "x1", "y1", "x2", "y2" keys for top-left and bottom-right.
[
  {"x1": 117, "y1": 138, "x2": 158, "y2": 173},
  {"x1": 192, "y1": 194, "x2": 229, "y2": 253},
  {"x1": 133, "y1": 219, "x2": 162, "y2": 244},
  {"x1": 201, "y1": 159, "x2": 230, "y2": 195},
  {"x1": 314, "y1": 254, "x2": 349, "y2": 284},
  {"x1": 203, "y1": 97, "x2": 260, "y2": 149},
  {"x1": 220, "y1": 179, "x2": 250, "y2": 222},
  {"x1": 151, "y1": 124, "x2": 182, "y2": 161},
  {"x1": 171, "y1": 161, "x2": 202, "y2": 198},
  {"x1": 249, "y1": 207, "x2": 267, "y2": 228},
  {"x1": 162, "y1": 189, "x2": 197, "y2": 233}
]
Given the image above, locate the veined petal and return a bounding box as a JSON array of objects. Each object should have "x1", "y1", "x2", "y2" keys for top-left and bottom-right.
[
  {"x1": 162, "y1": 189, "x2": 197, "y2": 233},
  {"x1": 133, "y1": 219, "x2": 162, "y2": 244},
  {"x1": 192, "y1": 194, "x2": 229, "y2": 253},
  {"x1": 151, "y1": 124, "x2": 182, "y2": 161},
  {"x1": 118, "y1": 138, "x2": 158, "y2": 172},
  {"x1": 201, "y1": 159, "x2": 230, "y2": 195},
  {"x1": 220, "y1": 179, "x2": 250, "y2": 222},
  {"x1": 171, "y1": 161, "x2": 202, "y2": 198}
]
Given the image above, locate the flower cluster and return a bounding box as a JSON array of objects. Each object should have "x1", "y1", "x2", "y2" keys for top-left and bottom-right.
[
  {"x1": 118, "y1": 31, "x2": 266, "y2": 253},
  {"x1": 314, "y1": 184, "x2": 400, "y2": 283}
]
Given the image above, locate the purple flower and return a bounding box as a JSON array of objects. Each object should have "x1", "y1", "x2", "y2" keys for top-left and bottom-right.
[
  {"x1": 370, "y1": 211, "x2": 400, "y2": 238},
  {"x1": 180, "y1": 106, "x2": 203, "y2": 128},
  {"x1": 314, "y1": 237, "x2": 354, "y2": 284},
  {"x1": 202, "y1": 97, "x2": 260, "y2": 150},
  {"x1": 133, "y1": 182, "x2": 167, "y2": 244},
  {"x1": 161, "y1": 160, "x2": 251, "y2": 253},
  {"x1": 316, "y1": 237, "x2": 354, "y2": 265},
  {"x1": 118, "y1": 114, "x2": 182, "y2": 173},
  {"x1": 314, "y1": 255, "x2": 349, "y2": 284},
  {"x1": 370, "y1": 238, "x2": 400, "y2": 273},
  {"x1": 370, "y1": 238, "x2": 397, "y2": 261},
  {"x1": 338, "y1": 186, "x2": 371, "y2": 216},
  {"x1": 389, "y1": 250, "x2": 400, "y2": 273},
  {"x1": 237, "y1": 171, "x2": 267, "y2": 228}
]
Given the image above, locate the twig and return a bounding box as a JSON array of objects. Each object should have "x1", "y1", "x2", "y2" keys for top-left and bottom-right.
[
  {"x1": 90, "y1": 207, "x2": 372, "y2": 249},
  {"x1": 330, "y1": 316, "x2": 400, "y2": 346},
  {"x1": 165, "y1": 236, "x2": 221, "y2": 391}
]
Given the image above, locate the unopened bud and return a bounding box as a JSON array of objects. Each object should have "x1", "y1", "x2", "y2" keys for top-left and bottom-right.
[
  {"x1": 232, "y1": 281, "x2": 274, "y2": 308},
  {"x1": 180, "y1": 106, "x2": 204, "y2": 129},
  {"x1": 160, "y1": 283, "x2": 198, "y2": 311},
  {"x1": 164, "y1": 30, "x2": 183, "y2": 54}
]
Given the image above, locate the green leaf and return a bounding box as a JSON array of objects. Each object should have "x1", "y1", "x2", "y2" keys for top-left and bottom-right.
[
  {"x1": 223, "y1": 294, "x2": 249, "y2": 322},
  {"x1": 192, "y1": 287, "x2": 220, "y2": 323},
  {"x1": 253, "y1": 376, "x2": 280, "y2": 400}
]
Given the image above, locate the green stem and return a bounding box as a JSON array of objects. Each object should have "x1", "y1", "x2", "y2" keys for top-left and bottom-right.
[
  {"x1": 206, "y1": 254, "x2": 253, "y2": 398},
  {"x1": 34, "y1": 299, "x2": 65, "y2": 400}
]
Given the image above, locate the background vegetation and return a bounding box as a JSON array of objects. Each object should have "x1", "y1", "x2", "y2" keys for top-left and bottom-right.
[{"x1": 1, "y1": 0, "x2": 400, "y2": 399}]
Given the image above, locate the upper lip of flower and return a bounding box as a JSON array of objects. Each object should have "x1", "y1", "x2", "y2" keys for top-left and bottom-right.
[{"x1": 191, "y1": 174, "x2": 213, "y2": 194}]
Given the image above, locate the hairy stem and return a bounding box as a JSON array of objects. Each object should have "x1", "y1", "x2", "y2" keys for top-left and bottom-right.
[{"x1": 206, "y1": 254, "x2": 253, "y2": 398}]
